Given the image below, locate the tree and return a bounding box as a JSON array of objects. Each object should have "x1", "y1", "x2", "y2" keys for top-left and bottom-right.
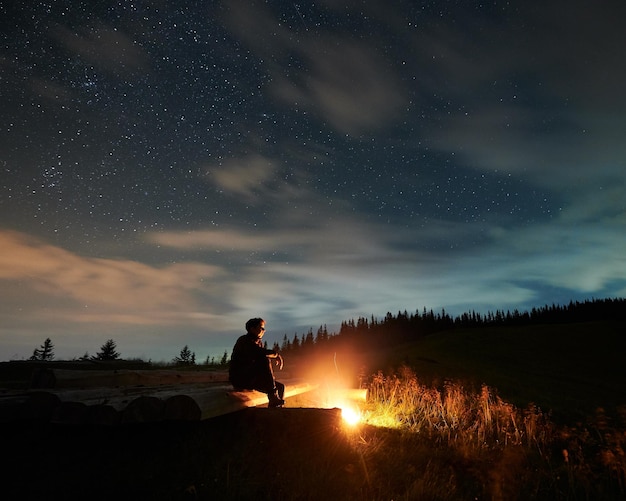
[
  {"x1": 281, "y1": 334, "x2": 291, "y2": 352},
  {"x1": 291, "y1": 334, "x2": 300, "y2": 350},
  {"x1": 29, "y1": 338, "x2": 55, "y2": 361},
  {"x1": 315, "y1": 325, "x2": 329, "y2": 345},
  {"x1": 303, "y1": 328, "x2": 314, "y2": 348},
  {"x1": 220, "y1": 350, "x2": 229, "y2": 365},
  {"x1": 173, "y1": 345, "x2": 196, "y2": 365},
  {"x1": 94, "y1": 339, "x2": 120, "y2": 361}
]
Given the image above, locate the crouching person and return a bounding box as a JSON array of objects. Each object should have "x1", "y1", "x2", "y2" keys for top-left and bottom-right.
[{"x1": 229, "y1": 318, "x2": 285, "y2": 408}]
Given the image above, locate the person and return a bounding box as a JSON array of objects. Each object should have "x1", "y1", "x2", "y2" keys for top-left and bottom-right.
[{"x1": 229, "y1": 318, "x2": 285, "y2": 408}]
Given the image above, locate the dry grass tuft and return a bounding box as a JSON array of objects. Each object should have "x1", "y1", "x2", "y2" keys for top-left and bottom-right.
[{"x1": 353, "y1": 366, "x2": 626, "y2": 500}]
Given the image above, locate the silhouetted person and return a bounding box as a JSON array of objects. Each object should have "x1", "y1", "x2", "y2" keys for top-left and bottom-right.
[{"x1": 229, "y1": 318, "x2": 285, "y2": 407}]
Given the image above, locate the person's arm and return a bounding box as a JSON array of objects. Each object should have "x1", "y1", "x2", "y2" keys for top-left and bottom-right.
[{"x1": 266, "y1": 349, "x2": 284, "y2": 370}]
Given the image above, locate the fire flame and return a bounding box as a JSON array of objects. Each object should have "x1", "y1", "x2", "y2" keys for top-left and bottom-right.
[{"x1": 340, "y1": 404, "x2": 361, "y2": 426}]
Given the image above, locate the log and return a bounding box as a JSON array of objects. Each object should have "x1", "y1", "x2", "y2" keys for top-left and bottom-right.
[
  {"x1": 122, "y1": 396, "x2": 166, "y2": 423},
  {"x1": 191, "y1": 381, "x2": 319, "y2": 420},
  {"x1": 164, "y1": 394, "x2": 201, "y2": 421},
  {"x1": 44, "y1": 369, "x2": 230, "y2": 389},
  {"x1": 1, "y1": 378, "x2": 319, "y2": 424},
  {"x1": 20, "y1": 391, "x2": 60, "y2": 421},
  {"x1": 281, "y1": 386, "x2": 367, "y2": 409},
  {"x1": 329, "y1": 388, "x2": 368, "y2": 401},
  {"x1": 51, "y1": 401, "x2": 89, "y2": 424}
]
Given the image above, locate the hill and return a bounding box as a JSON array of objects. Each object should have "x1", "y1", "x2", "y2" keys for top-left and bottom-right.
[{"x1": 362, "y1": 319, "x2": 625, "y2": 421}]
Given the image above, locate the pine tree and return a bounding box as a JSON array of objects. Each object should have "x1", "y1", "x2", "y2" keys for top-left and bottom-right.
[
  {"x1": 173, "y1": 345, "x2": 195, "y2": 365},
  {"x1": 303, "y1": 328, "x2": 314, "y2": 347},
  {"x1": 220, "y1": 350, "x2": 229, "y2": 365},
  {"x1": 94, "y1": 339, "x2": 120, "y2": 361},
  {"x1": 29, "y1": 338, "x2": 55, "y2": 361},
  {"x1": 315, "y1": 325, "x2": 329, "y2": 344}
]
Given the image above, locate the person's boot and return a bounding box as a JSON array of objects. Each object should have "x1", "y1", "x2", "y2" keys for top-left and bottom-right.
[
  {"x1": 268, "y1": 389, "x2": 285, "y2": 408},
  {"x1": 276, "y1": 381, "x2": 285, "y2": 400}
]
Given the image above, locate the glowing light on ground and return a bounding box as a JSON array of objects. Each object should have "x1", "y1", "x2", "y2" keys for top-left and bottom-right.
[
  {"x1": 310, "y1": 383, "x2": 367, "y2": 426},
  {"x1": 340, "y1": 404, "x2": 361, "y2": 426}
]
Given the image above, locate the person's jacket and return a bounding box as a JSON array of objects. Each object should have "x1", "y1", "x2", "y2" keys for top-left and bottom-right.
[{"x1": 229, "y1": 333, "x2": 275, "y2": 387}]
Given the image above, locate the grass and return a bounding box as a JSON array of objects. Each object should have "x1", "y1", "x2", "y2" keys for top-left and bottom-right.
[
  {"x1": 316, "y1": 320, "x2": 626, "y2": 500},
  {"x1": 351, "y1": 365, "x2": 626, "y2": 500}
]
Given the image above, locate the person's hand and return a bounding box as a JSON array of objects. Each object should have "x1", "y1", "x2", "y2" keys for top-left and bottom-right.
[{"x1": 275, "y1": 353, "x2": 284, "y2": 370}]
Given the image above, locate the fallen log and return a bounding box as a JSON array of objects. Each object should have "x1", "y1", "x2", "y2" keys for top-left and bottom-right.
[
  {"x1": 1, "y1": 379, "x2": 319, "y2": 424},
  {"x1": 164, "y1": 394, "x2": 202, "y2": 421},
  {"x1": 20, "y1": 391, "x2": 61, "y2": 421},
  {"x1": 32, "y1": 368, "x2": 231, "y2": 389},
  {"x1": 52, "y1": 401, "x2": 89, "y2": 424},
  {"x1": 121, "y1": 395, "x2": 165, "y2": 423},
  {"x1": 192, "y1": 380, "x2": 319, "y2": 420}
]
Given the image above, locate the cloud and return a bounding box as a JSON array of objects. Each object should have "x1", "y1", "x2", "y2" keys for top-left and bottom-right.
[
  {"x1": 221, "y1": 1, "x2": 406, "y2": 135},
  {"x1": 208, "y1": 154, "x2": 277, "y2": 197},
  {"x1": 398, "y1": 5, "x2": 626, "y2": 225},
  {"x1": 485, "y1": 220, "x2": 626, "y2": 294},
  {"x1": 270, "y1": 37, "x2": 407, "y2": 135},
  {"x1": 149, "y1": 216, "x2": 407, "y2": 267},
  {"x1": 219, "y1": 0, "x2": 288, "y2": 57},
  {"x1": 0, "y1": 230, "x2": 225, "y2": 328},
  {"x1": 148, "y1": 203, "x2": 626, "y2": 320},
  {"x1": 50, "y1": 22, "x2": 149, "y2": 76}
]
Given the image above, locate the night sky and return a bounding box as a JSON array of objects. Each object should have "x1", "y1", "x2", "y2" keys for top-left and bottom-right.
[{"x1": 2, "y1": 1, "x2": 625, "y2": 362}]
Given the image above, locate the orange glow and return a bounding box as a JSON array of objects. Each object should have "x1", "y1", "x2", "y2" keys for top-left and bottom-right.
[
  {"x1": 288, "y1": 351, "x2": 368, "y2": 427},
  {"x1": 319, "y1": 388, "x2": 366, "y2": 427},
  {"x1": 340, "y1": 404, "x2": 361, "y2": 426}
]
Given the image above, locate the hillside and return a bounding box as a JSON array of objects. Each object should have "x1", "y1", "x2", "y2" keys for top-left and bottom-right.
[{"x1": 362, "y1": 320, "x2": 625, "y2": 421}]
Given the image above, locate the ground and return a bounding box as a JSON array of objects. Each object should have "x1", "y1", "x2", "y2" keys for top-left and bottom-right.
[{"x1": 4, "y1": 407, "x2": 364, "y2": 501}]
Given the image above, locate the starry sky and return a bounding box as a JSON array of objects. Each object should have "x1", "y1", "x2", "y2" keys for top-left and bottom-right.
[{"x1": 1, "y1": 0, "x2": 625, "y2": 362}]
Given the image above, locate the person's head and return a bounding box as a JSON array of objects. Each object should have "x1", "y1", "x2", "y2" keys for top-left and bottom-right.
[{"x1": 245, "y1": 317, "x2": 266, "y2": 338}]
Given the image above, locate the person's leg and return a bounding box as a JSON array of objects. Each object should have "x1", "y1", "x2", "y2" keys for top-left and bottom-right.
[
  {"x1": 266, "y1": 380, "x2": 285, "y2": 408},
  {"x1": 267, "y1": 389, "x2": 284, "y2": 407},
  {"x1": 249, "y1": 364, "x2": 275, "y2": 393},
  {"x1": 249, "y1": 360, "x2": 285, "y2": 407},
  {"x1": 275, "y1": 380, "x2": 285, "y2": 400}
]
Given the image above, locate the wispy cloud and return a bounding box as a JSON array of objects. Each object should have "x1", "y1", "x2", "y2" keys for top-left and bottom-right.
[
  {"x1": 208, "y1": 154, "x2": 277, "y2": 197},
  {"x1": 484, "y1": 221, "x2": 626, "y2": 294},
  {"x1": 273, "y1": 37, "x2": 407, "y2": 135},
  {"x1": 50, "y1": 22, "x2": 150, "y2": 76},
  {"x1": 398, "y1": 4, "x2": 626, "y2": 223},
  {"x1": 0, "y1": 230, "x2": 225, "y2": 327},
  {"x1": 221, "y1": 1, "x2": 406, "y2": 134}
]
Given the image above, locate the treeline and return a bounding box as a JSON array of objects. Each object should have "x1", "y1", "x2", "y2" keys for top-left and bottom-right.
[
  {"x1": 275, "y1": 297, "x2": 625, "y2": 355},
  {"x1": 24, "y1": 337, "x2": 229, "y2": 368},
  {"x1": 28, "y1": 338, "x2": 121, "y2": 362}
]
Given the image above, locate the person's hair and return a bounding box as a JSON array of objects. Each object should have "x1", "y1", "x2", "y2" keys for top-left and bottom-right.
[{"x1": 245, "y1": 317, "x2": 264, "y2": 332}]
